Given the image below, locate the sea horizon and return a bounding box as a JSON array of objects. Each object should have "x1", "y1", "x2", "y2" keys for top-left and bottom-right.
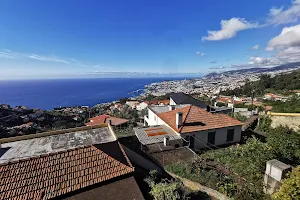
[{"x1": 0, "y1": 77, "x2": 197, "y2": 110}]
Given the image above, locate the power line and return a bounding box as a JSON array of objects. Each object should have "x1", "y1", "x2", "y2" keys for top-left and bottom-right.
[{"x1": 190, "y1": 134, "x2": 220, "y2": 150}]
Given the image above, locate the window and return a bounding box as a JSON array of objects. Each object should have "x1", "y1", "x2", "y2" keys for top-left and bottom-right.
[
  {"x1": 227, "y1": 129, "x2": 234, "y2": 142},
  {"x1": 207, "y1": 131, "x2": 216, "y2": 145}
]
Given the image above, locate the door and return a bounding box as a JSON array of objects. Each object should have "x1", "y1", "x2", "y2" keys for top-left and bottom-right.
[
  {"x1": 189, "y1": 135, "x2": 195, "y2": 148},
  {"x1": 207, "y1": 131, "x2": 216, "y2": 146}
]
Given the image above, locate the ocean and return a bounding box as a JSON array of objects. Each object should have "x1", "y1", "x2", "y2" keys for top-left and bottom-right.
[{"x1": 0, "y1": 77, "x2": 188, "y2": 110}]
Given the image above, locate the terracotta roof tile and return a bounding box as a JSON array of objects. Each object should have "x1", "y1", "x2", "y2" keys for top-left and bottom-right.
[
  {"x1": 145, "y1": 99, "x2": 170, "y2": 105},
  {"x1": 157, "y1": 105, "x2": 243, "y2": 133},
  {"x1": 0, "y1": 142, "x2": 134, "y2": 200}
]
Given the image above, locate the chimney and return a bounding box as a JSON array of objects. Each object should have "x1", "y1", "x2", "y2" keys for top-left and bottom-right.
[
  {"x1": 176, "y1": 112, "x2": 183, "y2": 129},
  {"x1": 168, "y1": 105, "x2": 175, "y2": 111},
  {"x1": 164, "y1": 136, "x2": 170, "y2": 146},
  {"x1": 107, "y1": 119, "x2": 112, "y2": 126}
]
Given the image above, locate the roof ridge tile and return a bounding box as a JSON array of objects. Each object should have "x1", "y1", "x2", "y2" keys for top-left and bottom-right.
[{"x1": 179, "y1": 105, "x2": 192, "y2": 133}]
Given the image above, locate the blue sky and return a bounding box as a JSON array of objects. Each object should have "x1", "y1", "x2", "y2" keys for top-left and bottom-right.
[{"x1": 1, "y1": 0, "x2": 300, "y2": 79}]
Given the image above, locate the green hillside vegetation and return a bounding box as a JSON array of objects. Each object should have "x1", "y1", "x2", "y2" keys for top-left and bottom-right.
[
  {"x1": 263, "y1": 95, "x2": 300, "y2": 113},
  {"x1": 221, "y1": 70, "x2": 300, "y2": 113},
  {"x1": 221, "y1": 70, "x2": 300, "y2": 97},
  {"x1": 166, "y1": 119, "x2": 300, "y2": 199}
]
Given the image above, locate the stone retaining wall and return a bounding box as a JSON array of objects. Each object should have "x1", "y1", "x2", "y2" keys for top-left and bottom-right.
[
  {"x1": 166, "y1": 170, "x2": 231, "y2": 200},
  {"x1": 270, "y1": 116, "x2": 300, "y2": 131}
]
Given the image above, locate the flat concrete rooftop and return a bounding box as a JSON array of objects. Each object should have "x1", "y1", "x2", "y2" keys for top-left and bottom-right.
[
  {"x1": 134, "y1": 125, "x2": 181, "y2": 145},
  {"x1": 0, "y1": 127, "x2": 115, "y2": 164}
]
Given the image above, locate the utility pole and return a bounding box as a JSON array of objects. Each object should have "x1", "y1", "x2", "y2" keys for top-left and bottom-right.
[{"x1": 251, "y1": 91, "x2": 254, "y2": 116}]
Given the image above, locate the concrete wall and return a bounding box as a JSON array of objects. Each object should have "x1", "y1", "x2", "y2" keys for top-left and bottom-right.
[
  {"x1": 147, "y1": 108, "x2": 165, "y2": 126},
  {"x1": 181, "y1": 126, "x2": 242, "y2": 149},
  {"x1": 234, "y1": 108, "x2": 248, "y2": 113},
  {"x1": 121, "y1": 144, "x2": 162, "y2": 172}
]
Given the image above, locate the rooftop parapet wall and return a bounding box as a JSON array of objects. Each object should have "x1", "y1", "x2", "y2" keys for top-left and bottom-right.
[
  {"x1": 267, "y1": 111, "x2": 300, "y2": 116},
  {"x1": 0, "y1": 124, "x2": 108, "y2": 144}
]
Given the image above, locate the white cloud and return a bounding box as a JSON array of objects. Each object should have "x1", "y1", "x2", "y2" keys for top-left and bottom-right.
[
  {"x1": 266, "y1": 24, "x2": 300, "y2": 50},
  {"x1": 202, "y1": 1, "x2": 300, "y2": 42},
  {"x1": 202, "y1": 18, "x2": 259, "y2": 41},
  {"x1": 267, "y1": 0, "x2": 300, "y2": 25},
  {"x1": 196, "y1": 52, "x2": 205, "y2": 56},
  {"x1": 276, "y1": 46, "x2": 300, "y2": 63},
  {"x1": 28, "y1": 54, "x2": 70, "y2": 64},
  {"x1": 0, "y1": 51, "x2": 16, "y2": 59},
  {"x1": 0, "y1": 49, "x2": 86, "y2": 66},
  {"x1": 252, "y1": 44, "x2": 260, "y2": 50},
  {"x1": 248, "y1": 56, "x2": 273, "y2": 65},
  {"x1": 232, "y1": 47, "x2": 300, "y2": 69}
]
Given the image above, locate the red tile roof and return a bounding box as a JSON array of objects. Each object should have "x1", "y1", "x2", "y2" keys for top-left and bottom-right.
[
  {"x1": 157, "y1": 105, "x2": 243, "y2": 133},
  {"x1": 0, "y1": 142, "x2": 134, "y2": 200},
  {"x1": 86, "y1": 115, "x2": 129, "y2": 126},
  {"x1": 217, "y1": 97, "x2": 230, "y2": 103},
  {"x1": 265, "y1": 105, "x2": 273, "y2": 111},
  {"x1": 145, "y1": 99, "x2": 170, "y2": 105}
]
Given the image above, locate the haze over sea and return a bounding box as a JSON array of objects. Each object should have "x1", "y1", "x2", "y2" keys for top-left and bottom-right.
[{"x1": 0, "y1": 77, "x2": 189, "y2": 110}]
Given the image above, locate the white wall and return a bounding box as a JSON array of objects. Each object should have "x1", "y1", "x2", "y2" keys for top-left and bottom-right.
[
  {"x1": 136, "y1": 102, "x2": 148, "y2": 111},
  {"x1": 147, "y1": 108, "x2": 165, "y2": 126},
  {"x1": 181, "y1": 125, "x2": 242, "y2": 149},
  {"x1": 121, "y1": 145, "x2": 162, "y2": 172},
  {"x1": 170, "y1": 98, "x2": 176, "y2": 105}
]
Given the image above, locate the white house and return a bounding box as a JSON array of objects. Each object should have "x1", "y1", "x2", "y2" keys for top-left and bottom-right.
[
  {"x1": 136, "y1": 102, "x2": 149, "y2": 111},
  {"x1": 126, "y1": 101, "x2": 140, "y2": 109},
  {"x1": 140, "y1": 104, "x2": 243, "y2": 149},
  {"x1": 169, "y1": 92, "x2": 207, "y2": 109}
]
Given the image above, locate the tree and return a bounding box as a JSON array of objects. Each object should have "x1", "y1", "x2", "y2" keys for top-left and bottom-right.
[
  {"x1": 144, "y1": 170, "x2": 204, "y2": 200},
  {"x1": 228, "y1": 113, "x2": 247, "y2": 122},
  {"x1": 267, "y1": 126, "x2": 300, "y2": 164},
  {"x1": 216, "y1": 102, "x2": 226, "y2": 107},
  {"x1": 150, "y1": 181, "x2": 181, "y2": 200},
  {"x1": 272, "y1": 166, "x2": 300, "y2": 200},
  {"x1": 144, "y1": 170, "x2": 181, "y2": 200},
  {"x1": 258, "y1": 116, "x2": 272, "y2": 132},
  {"x1": 119, "y1": 98, "x2": 129, "y2": 104}
]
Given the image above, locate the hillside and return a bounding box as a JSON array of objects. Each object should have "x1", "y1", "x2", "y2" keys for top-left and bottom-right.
[
  {"x1": 226, "y1": 62, "x2": 300, "y2": 75},
  {"x1": 221, "y1": 69, "x2": 300, "y2": 96},
  {"x1": 205, "y1": 62, "x2": 300, "y2": 78}
]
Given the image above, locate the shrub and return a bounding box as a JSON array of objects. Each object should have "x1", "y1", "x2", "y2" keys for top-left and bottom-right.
[
  {"x1": 258, "y1": 116, "x2": 272, "y2": 132},
  {"x1": 272, "y1": 166, "x2": 300, "y2": 200}
]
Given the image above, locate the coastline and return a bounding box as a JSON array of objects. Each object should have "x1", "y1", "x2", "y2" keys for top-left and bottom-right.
[{"x1": 0, "y1": 77, "x2": 191, "y2": 110}]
